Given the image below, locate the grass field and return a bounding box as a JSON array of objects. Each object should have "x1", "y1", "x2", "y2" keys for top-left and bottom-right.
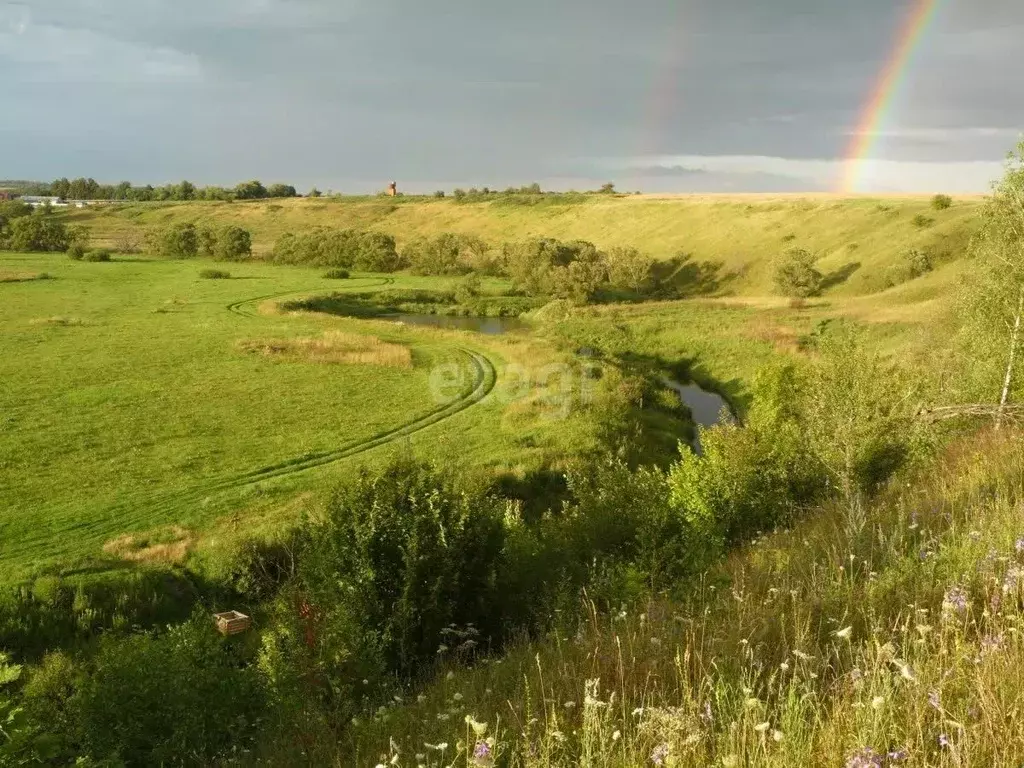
[
  {"x1": 0, "y1": 253, "x2": 613, "y2": 583},
  {"x1": 2, "y1": 196, "x2": 975, "y2": 583}
]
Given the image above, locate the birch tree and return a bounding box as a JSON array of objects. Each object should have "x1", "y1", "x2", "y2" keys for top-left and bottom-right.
[{"x1": 961, "y1": 141, "x2": 1024, "y2": 428}]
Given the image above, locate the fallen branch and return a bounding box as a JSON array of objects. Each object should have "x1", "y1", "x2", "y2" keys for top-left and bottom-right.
[{"x1": 916, "y1": 404, "x2": 1024, "y2": 424}]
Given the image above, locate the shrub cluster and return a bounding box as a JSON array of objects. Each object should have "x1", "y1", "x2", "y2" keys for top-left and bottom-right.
[
  {"x1": 199, "y1": 268, "x2": 231, "y2": 279},
  {"x1": 200, "y1": 225, "x2": 252, "y2": 261},
  {"x1": 0, "y1": 213, "x2": 70, "y2": 252},
  {"x1": 884, "y1": 248, "x2": 934, "y2": 288},
  {"x1": 773, "y1": 247, "x2": 823, "y2": 297},
  {"x1": 398, "y1": 233, "x2": 683, "y2": 305},
  {"x1": 273, "y1": 228, "x2": 403, "y2": 271},
  {"x1": 151, "y1": 223, "x2": 253, "y2": 260}
]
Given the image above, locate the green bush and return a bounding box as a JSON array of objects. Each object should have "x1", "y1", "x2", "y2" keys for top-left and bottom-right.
[
  {"x1": 501, "y1": 238, "x2": 609, "y2": 300},
  {"x1": 884, "y1": 248, "x2": 934, "y2": 288},
  {"x1": 214, "y1": 225, "x2": 252, "y2": 261},
  {"x1": 82, "y1": 249, "x2": 111, "y2": 262},
  {"x1": 912, "y1": 213, "x2": 935, "y2": 228},
  {"x1": 773, "y1": 248, "x2": 823, "y2": 297},
  {"x1": 273, "y1": 228, "x2": 403, "y2": 271},
  {"x1": 74, "y1": 616, "x2": 265, "y2": 765},
  {"x1": 199, "y1": 268, "x2": 231, "y2": 279},
  {"x1": 931, "y1": 194, "x2": 953, "y2": 210},
  {"x1": 66, "y1": 243, "x2": 86, "y2": 261},
  {"x1": 299, "y1": 456, "x2": 506, "y2": 680},
  {"x1": 453, "y1": 272, "x2": 482, "y2": 303},
  {"x1": 156, "y1": 222, "x2": 199, "y2": 258},
  {"x1": 2, "y1": 215, "x2": 69, "y2": 252},
  {"x1": 403, "y1": 232, "x2": 473, "y2": 276},
  {"x1": 669, "y1": 363, "x2": 823, "y2": 545},
  {"x1": 323, "y1": 268, "x2": 350, "y2": 279},
  {"x1": 0, "y1": 570, "x2": 199, "y2": 661}
]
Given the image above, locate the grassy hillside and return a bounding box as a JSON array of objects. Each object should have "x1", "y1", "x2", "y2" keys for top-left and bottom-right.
[
  {"x1": 60, "y1": 195, "x2": 983, "y2": 296},
  {"x1": 344, "y1": 431, "x2": 1024, "y2": 767}
]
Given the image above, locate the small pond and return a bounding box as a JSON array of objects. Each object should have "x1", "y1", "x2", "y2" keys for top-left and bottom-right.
[
  {"x1": 663, "y1": 379, "x2": 733, "y2": 430},
  {"x1": 663, "y1": 378, "x2": 734, "y2": 453},
  {"x1": 385, "y1": 313, "x2": 529, "y2": 336}
]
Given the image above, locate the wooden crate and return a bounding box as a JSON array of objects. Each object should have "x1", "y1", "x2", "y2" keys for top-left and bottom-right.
[{"x1": 214, "y1": 610, "x2": 251, "y2": 636}]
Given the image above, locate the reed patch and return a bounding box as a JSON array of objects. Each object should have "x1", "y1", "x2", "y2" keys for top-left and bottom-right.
[
  {"x1": 237, "y1": 329, "x2": 413, "y2": 368},
  {"x1": 102, "y1": 525, "x2": 195, "y2": 565}
]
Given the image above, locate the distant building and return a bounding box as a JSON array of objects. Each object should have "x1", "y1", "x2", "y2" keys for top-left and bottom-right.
[
  {"x1": 0, "y1": 191, "x2": 12, "y2": 201},
  {"x1": 20, "y1": 195, "x2": 66, "y2": 207},
  {"x1": 386, "y1": 181, "x2": 398, "y2": 197}
]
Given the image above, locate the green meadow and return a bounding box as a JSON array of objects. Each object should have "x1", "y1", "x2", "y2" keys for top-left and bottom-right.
[
  {"x1": 0, "y1": 254, "x2": 606, "y2": 582},
  {"x1": 1, "y1": 195, "x2": 972, "y2": 582}
]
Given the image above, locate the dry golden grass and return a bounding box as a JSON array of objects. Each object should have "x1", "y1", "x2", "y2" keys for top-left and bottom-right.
[
  {"x1": 238, "y1": 329, "x2": 413, "y2": 368},
  {"x1": 28, "y1": 316, "x2": 86, "y2": 326},
  {"x1": 744, "y1": 316, "x2": 803, "y2": 353},
  {"x1": 103, "y1": 525, "x2": 194, "y2": 564},
  {"x1": 0, "y1": 270, "x2": 49, "y2": 283}
]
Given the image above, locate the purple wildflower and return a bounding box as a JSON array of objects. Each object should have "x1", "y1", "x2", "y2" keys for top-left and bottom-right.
[
  {"x1": 928, "y1": 690, "x2": 941, "y2": 711},
  {"x1": 943, "y1": 586, "x2": 969, "y2": 616},
  {"x1": 981, "y1": 633, "x2": 1005, "y2": 656},
  {"x1": 938, "y1": 734, "x2": 951, "y2": 749},
  {"x1": 1004, "y1": 567, "x2": 1023, "y2": 593},
  {"x1": 651, "y1": 743, "x2": 670, "y2": 766},
  {"x1": 1015, "y1": 537, "x2": 1024, "y2": 555},
  {"x1": 844, "y1": 747, "x2": 883, "y2": 768},
  {"x1": 473, "y1": 741, "x2": 491, "y2": 758},
  {"x1": 472, "y1": 741, "x2": 494, "y2": 767},
  {"x1": 887, "y1": 748, "x2": 909, "y2": 762}
]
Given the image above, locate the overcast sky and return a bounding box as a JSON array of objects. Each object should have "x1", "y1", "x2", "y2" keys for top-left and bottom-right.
[{"x1": 1, "y1": 0, "x2": 1021, "y2": 193}]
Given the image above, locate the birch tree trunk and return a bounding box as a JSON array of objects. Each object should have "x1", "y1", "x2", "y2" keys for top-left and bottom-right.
[{"x1": 995, "y1": 289, "x2": 1024, "y2": 430}]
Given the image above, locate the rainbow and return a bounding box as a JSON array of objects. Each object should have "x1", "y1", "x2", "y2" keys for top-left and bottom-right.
[{"x1": 841, "y1": 0, "x2": 942, "y2": 193}]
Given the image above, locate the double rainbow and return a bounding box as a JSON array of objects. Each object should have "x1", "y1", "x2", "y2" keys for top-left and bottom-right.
[{"x1": 841, "y1": 0, "x2": 942, "y2": 193}]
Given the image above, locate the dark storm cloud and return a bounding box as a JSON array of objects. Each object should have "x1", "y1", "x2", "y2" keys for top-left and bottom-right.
[{"x1": 1, "y1": 0, "x2": 1020, "y2": 191}]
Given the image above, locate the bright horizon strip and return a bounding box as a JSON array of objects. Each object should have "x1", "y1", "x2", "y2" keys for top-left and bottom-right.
[{"x1": 841, "y1": 0, "x2": 942, "y2": 193}]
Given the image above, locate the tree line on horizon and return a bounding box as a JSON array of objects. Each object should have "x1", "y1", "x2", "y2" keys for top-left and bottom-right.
[
  {"x1": 6, "y1": 178, "x2": 624, "y2": 202},
  {"x1": 12, "y1": 178, "x2": 302, "y2": 202}
]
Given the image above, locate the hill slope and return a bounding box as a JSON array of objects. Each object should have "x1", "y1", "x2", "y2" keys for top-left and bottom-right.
[{"x1": 61, "y1": 195, "x2": 983, "y2": 296}]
